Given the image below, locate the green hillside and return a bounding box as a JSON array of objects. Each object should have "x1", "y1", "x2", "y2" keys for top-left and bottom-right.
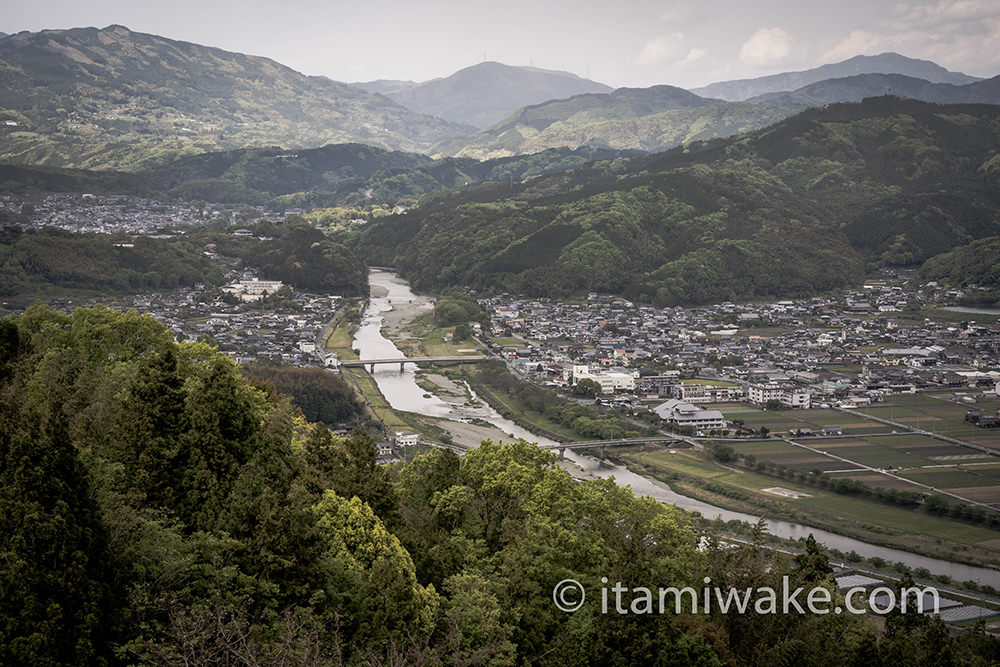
[
  {"x1": 436, "y1": 85, "x2": 794, "y2": 159},
  {"x1": 355, "y1": 98, "x2": 1000, "y2": 306},
  {"x1": 140, "y1": 143, "x2": 640, "y2": 207},
  {"x1": 0, "y1": 25, "x2": 469, "y2": 170}
]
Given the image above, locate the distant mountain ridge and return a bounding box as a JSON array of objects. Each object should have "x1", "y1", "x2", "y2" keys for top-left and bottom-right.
[
  {"x1": 350, "y1": 79, "x2": 419, "y2": 96},
  {"x1": 436, "y1": 84, "x2": 793, "y2": 158},
  {"x1": 692, "y1": 53, "x2": 980, "y2": 101},
  {"x1": 0, "y1": 25, "x2": 469, "y2": 169},
  {"x1": 355, "y1": 97, "x2": 1000, "y2": 307},
  {"x1": 369, "y1": 61, "x2": 613, "y2": 129},
  {"x1": 748, "y1": 73, "x2": 1000, "y2": 108}
]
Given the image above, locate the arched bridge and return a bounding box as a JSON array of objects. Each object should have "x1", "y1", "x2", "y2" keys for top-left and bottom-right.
[{"x1": 340, "y1": 356, "x2": 489, "y2": 372}]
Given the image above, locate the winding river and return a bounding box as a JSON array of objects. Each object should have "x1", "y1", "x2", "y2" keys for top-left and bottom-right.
[{"x1": 355, "y1": 269, "x2": 1000, "y2": 586}]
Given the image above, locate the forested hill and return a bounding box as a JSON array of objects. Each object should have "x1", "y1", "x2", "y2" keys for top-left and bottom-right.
[
  {"x1": 3, "y1": 306, "x2": 995, "y2": 665},
  {"x1": 0, "y1": 142, "x2": 639, "y2": 209},
  {"x1": 0, "y1": 25, "x2": 469, "y2": 170},
  {"x1": 137, "y1": 143, "x2": 640, "y2": 207},
  {"x1": 436, "y1": 84, "x2": 794, "y2": 159},
  {"x1": 353, "y1": 97, "x2": 1000, "y2": 306}
]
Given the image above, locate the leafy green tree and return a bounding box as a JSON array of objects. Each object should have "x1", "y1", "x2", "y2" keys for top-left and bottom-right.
[
  {"x1": 313, "y1": 490, "x2": 439, "y2": 647},
  {"x1": 573, "y1": 377, "x2": 602, "y2": 397}
]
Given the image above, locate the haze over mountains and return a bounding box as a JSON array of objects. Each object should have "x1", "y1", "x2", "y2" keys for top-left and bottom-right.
[
  {"x1": 353, "y1": 61, "x2": 613, "y2": 129},
  {"x1": 440, "y1": 69, "x2": 1000, "y2": 159},
  {"x1": 691, "y1": 52, "x2": 982, "y2": 101},
  {"x1": 747, "y1": 73, "x2": 1000, "y2": 109}
]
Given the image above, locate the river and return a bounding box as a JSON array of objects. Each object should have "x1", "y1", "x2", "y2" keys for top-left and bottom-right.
[{"x1": 355, "y1": 269, "x2": 1000, "y2": 586}]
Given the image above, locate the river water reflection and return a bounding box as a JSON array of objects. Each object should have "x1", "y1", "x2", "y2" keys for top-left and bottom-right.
[{"x1": 354, "y1": 270, "x2": 1000, "y2": 586}]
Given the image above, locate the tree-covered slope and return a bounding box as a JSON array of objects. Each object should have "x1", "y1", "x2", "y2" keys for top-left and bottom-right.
[
  {"x1": 436, "y1": 84, "x2": 794, "y2": 159},
  {"x1": 0, "y1": 25, "x2": 469, "y2": 170},
  {"x1": 354, "y1": 98, "x2": 1000, "y2": 305},
  {"x1": 4, "y1": 305, "x2": 992, "y2": 665},
  {"x1": 138, "y1": 142, "x2": 640, "y2": 207}
]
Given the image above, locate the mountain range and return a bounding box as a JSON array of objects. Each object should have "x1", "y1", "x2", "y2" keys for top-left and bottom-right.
[
  {"x1": 0, "y1": 25, "x2": 995, "y2": 173},
  {"x1": 354, "y1": 98, "x2": 1000, "y2": 305},
  {"x1": 354, "y1": 61, "x2": 613, "y2": 129},
  {"x1": 691, "y1": 52, "x2": 981, "y2": 100},
  {"x1": 747, "y1": 73, "x2": 1000, "y2": 108},
  {"x1": 435, "y1": 84, "x2": 793, "y2": 158},
  {"x1": 0, "y1": 25, "x2": 469, "y2": 169},
  {"x1": 437, "y1": 67, "x2": 1000, "y2": 159}
]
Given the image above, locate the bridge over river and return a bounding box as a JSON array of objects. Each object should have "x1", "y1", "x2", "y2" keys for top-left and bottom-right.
[
  {"x1": 537, "y1": 435, "x2": 699, "y2": 458},
  {"x1": 340, "y1": 356, "x2": 489, "y2": 372}
]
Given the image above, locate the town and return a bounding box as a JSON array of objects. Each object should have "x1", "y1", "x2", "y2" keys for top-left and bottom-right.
[{"x1": 482, "y1": 280, "x2": 1000, "y2": 418}]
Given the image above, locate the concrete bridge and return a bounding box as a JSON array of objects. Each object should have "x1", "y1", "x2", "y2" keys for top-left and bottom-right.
[
  {"x1": 340, "y1": 355, "x2": 489, "y2": 372},
  {"x1": 538, "y1": 435, "x2": 697, "y2": 459}
]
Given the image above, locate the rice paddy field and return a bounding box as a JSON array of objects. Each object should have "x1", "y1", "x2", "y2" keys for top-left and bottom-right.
[{"x1": 719, "y1": 392, "x2": 1000, "y2": 509}]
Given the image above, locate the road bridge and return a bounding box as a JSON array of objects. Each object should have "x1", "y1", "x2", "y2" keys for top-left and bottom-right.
[
  {"x1": 340, "y1": 356, "x2": 488, "y2": 372},
  {"x1": 538, "y1": 435, "x2": 698, "y2": 459}
]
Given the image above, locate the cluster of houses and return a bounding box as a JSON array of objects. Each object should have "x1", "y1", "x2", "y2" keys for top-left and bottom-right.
[
  {"x1": 1, "y1": 193, "x2": 209, "y2": 234},
  {"x1": 482, "y1": 275, "x2": 1000, "y2": 427},
  {"x1": 39, "y1": 273, "x2": 342, "y2": 369}
]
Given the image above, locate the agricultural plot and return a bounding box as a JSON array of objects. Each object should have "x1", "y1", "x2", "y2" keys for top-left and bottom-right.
[
  {"x1": 729, "y1": 440, "x2": 853, "y2": 472},
  {"x1": 847, "y1": 393, "x2": 1000, "y2": 448},
  {"x1": 722, "y1": 409, "x2": 807, "y2": 432}
]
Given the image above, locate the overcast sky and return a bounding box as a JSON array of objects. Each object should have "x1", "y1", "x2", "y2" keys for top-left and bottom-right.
[{"x1": 4, "y1": 0, "x2": 999, "y2": 88}]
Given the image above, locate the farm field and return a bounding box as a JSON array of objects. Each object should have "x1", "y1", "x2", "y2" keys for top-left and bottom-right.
[
  {"x1": 625, "y1": 448, "x2": 1000, "y2": 559},
  {"x1": 716, "y1": 391, "x2": 1000, "y2": 508},
  {"x1": 855, "y1": 393, "x2": 1000, "y2": 448}
]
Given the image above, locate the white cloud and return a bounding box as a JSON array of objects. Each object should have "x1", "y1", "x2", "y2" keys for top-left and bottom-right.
[
  {"x1": 637, "y1": 32, "x2": 687, "y2": 65},
  {"x1": 739, "y1": 27, "x2": 794, "y2": 66},
  {"x1": 893, "y1": 0, "x2": 999, "y2": 30},
  {"x1": 658, "y1": 4, "x2": 694, "y2": 24},
  {"x1": 821, "y1": 30, "x2": 887, "y2": 62},
  {"x1": 679, "y1": 48, "x2": 707, "y2": 65}
]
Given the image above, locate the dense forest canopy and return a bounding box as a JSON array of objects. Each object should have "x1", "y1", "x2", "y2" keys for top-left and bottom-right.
[
  {"x1": 1, "y1": 306, "x2": 997, "y2": 665},
  {"x1": 352, "y1": 98, "x2": 1000, "y2": 306},
  {"x1": 0, "y1": 218, "x2": 369, "y2": 302}
]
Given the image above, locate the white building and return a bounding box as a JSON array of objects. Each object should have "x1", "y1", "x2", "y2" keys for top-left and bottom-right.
[
  {"x1": 572, "y1": 364, "x2": 637, "y2": 393},
  {"x1": 673, "y1": 383, "x2": 740, "y2": 403},
  {"x1": 221, "y1": 278, "x2": 285, "y2": 302},
  {"x1": 654, "y1": 399, "x2": 726, "y2": 429},
  {"x1": 394, "y1": 432, "x2": 419, "y2": 447},
  {"x1": 747, "y1": 382, "x2": 811, "y2": 409}
]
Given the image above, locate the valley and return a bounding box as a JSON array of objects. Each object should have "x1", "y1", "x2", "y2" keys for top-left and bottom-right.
[{"x1": 4, "y1": 12, "x2": 1000, "y2": 664}]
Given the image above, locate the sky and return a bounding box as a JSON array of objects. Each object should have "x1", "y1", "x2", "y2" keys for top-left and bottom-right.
[{"x1": 4, "y1": 0, "x2": 999, "y2": 89}]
